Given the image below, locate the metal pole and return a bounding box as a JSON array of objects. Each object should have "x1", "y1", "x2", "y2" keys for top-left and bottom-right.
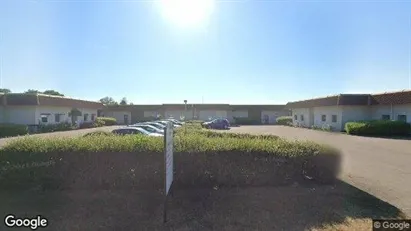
[{"x1": 163, "y1": 125, "x2": 168, "y2": 223}]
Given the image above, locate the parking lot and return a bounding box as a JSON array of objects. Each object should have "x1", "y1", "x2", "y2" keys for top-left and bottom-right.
[{"x1": 225, "y1": 125, "x2": 411, "y2": 216}]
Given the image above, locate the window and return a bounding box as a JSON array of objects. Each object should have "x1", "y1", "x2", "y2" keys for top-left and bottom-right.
[
  {"x1": 332, "y1": 115, "x2": 337, "y2": 123},
  {"x1": 84, "y1": 114, "x2": 89, "y2": 121},
  {"x1": 91, "y1": 114, "x2": 96, "y2": 121},
  {"x1": 40, "y1": 114, "x2": 49, "y2": 123},
  {"x1": 398, "y1": 115, "x2": 407, "y2": 122},
  {"x1": 294, "y1": 115, "x2": 297, "y2": 120},
  {"x1": 382, "y1": 115, "x2": 390, "y2": 120},
  {"x1": 300, "y1": 115, "x2": 304, "y2": 121},
  {"x1": 55, "y1": 114, "x2": 61, "y2": 123},
  {"x1": 321, "y1": 115, "x2": 326, "y2": 122}
]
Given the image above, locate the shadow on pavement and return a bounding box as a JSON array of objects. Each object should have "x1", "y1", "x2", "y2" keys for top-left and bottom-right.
[{"x1": 0, "y1": 180, "x2": 405, "y2": 231}]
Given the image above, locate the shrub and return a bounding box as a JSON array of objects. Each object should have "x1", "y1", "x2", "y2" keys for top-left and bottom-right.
[
  {"x1": 0, "y1": 129, "x2": 341, "y2": 190},
  {"x1": 276, "y1": 116, "x2": 292, "y2": 125},
  {"x1": 345, "y1": 120, "x2": 411, "y2": 136},
  {"x1": 83, "y1": 131, "x2": 114, "y2": 137},
  {"x1": 93, "y1": 119, "x2": 105, "y2": 127},
  {"x1": 95, "y1": 117, "x2": 116, "y2": 126},
  {"x1": 186, "y1": 120, "x2": 204, "y2": 124},
  {"x1": 0, "y1": 124, "x2": 28, "y2": 138},
  {"x1": 311, "y1": 124, "x2": 332, "y2": 132},
  {"x1": 79, "y1": 122, "x2": 97, "y2": 129},
  {"x1": 38, "y1": 122, "x2": 74, "y2": 133}
]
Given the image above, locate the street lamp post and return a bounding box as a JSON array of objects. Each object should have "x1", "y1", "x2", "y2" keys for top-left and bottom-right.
[{"x1": 183, "y1": 100, "x2": 187, "y2": 120}]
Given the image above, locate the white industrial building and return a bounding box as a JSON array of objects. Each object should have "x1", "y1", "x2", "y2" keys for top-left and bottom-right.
[
  {"x1": 0, "y1": 93, "x2": 103, "y2": 125},
  {"x1": 286, "y1": 90, "x2": 411, "y2": 131}
]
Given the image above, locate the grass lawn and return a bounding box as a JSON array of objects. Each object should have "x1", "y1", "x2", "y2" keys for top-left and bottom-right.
[{"x1": 0, "y1": 181, "x2": 405, "y2": 231}]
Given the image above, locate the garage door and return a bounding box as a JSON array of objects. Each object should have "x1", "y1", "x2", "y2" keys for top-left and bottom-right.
[{"x1": 199, "y1": 110, "x2": 227, "y2": 121}]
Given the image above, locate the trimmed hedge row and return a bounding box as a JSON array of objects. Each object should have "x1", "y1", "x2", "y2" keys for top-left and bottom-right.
[
  {"x1": 0, "y1": 124, "x2": 28, "y2": 138},
  {"x1": 95, "y1": 117, "x2": 117, "y2": 126},
  {"x1": 38, "y1": 122, "x2": 74, "y2": 133},
  {"x1": 276, "y1": 116, "x2": 292, "y2": 125},
  {"x1": 345, "y1": 120, "x2": 411, "y2": 136},
  {"x1": 0, "y1": 127, "x2": 341, "y2": 190}
]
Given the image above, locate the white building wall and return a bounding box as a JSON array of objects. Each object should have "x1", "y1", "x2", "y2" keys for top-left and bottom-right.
[
  {"x1": 144, "y1": 111, "x2": 161, "y2": 118},
  {"x1": 312, "y1": 106, "x2": 343, "y2": 131},
  {"x1": 105, "y1": 111, "x2": 131, "y2": 124},
  {"x1": 340, "y1": 106, "x2": 371, "y2": 130},
  {"x1": 78, "y1": 108, "x2": 99, "y2": 123},
  {"x1": 371, "y1": 104, "x2": 411, "y2": 123},
  {"x1": 291, "y1": 108, "x2": 311, "y2": 127},
  {"x1": 5, "y1": 106, "x2": 37, "y2": 124},
  {"x1": 261, "y1": 110, "x2": 280, "y2": 124},
  {"x1": 198, "y1": 110, "x2": 228, "y2": 121},
  {"x1": 228, "y1": 110, "x2": 248, "y2": 123},
  {"x1": 164, "y1": 110, "x2": 191, "y2": 120},
  {"x1": 36, "y1": 106, "x2": 99, "y2": 124},
  {"x1": 232, "y1": 110, "x2": 248, "y2": 118}
]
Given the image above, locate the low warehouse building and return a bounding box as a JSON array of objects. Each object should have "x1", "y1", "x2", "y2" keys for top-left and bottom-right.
[{"x1": 286, "y1": 90, "x2": 411, "y2": 131}]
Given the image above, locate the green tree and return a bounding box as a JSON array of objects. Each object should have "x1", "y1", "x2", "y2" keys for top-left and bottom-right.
[
  {"x1": 99, "y1": 96, "x2": 118, "y2": 105},
  {"x1": 0, "y1": 88, "x2": 11, "y2": 93},
  {"x1": 119, "y1": 97, "x2": 128, "y2": 105},
  {"x1": 24, "y1": 89, "x2": 41, "y2": 94},
  {"x1": 43, "y1": 90, "x2": 64, "y2": 96}
]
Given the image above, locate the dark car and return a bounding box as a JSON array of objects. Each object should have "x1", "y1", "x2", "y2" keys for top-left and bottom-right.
[{"x1": 202, "y1": 118, "x2": 230, "y2": 129}]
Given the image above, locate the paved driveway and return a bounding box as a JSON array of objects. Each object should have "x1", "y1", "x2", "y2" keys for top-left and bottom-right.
[{"x1": 226, "y1": 125, "x2": 411, "y2": 216}]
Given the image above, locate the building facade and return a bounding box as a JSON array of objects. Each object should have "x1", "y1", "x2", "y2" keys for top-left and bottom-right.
[
  {"x1": 100, "y1": 104, "x2": 290, "y2": 125},
  {"x1": 286, "y1": 90, "x2": 411, "y2": 131},
  {"x1": 0, "y1": 93, "x2": 104, "y2": 125}
]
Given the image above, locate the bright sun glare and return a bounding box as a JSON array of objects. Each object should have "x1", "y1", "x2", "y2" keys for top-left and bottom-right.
[{"x1": 158, "y1": 0, "x2": 215, "y2": 29}]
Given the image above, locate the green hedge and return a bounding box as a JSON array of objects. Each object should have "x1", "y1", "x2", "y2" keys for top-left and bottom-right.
[
  {"x1": 0, "y1": 127, "x2": 341, "y2": 190},
  {"x1": 0, "y1": 124, "x2": 28, "y2": 138},
  {"x1": 276, "y1": 116, "x2": 292, "y2": 125},
  {"x1": 95, "y1": 117, "x2": 117, "y2": 126},
  {"x1": 38, "y1": 122, "x2": 74, "y2": 133},
  {"x1": 345, "y1": 120, "x2": 411, "y2": 136}
]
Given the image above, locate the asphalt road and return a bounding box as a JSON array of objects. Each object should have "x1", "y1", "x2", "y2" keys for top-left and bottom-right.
[{"x1": 225, "y1": 125, "x2": 411, "y2": 217}]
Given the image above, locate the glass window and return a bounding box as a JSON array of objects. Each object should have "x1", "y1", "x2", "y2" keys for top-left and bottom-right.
[
  {"x1": 91, "y1": 114, "x2": 96, "y2": 121},
  {"x1": 84, "y1": 114, "x2": 89, "y2": 121},
  {"x1": 294, "y1": 115, "x2": 297, "y2": 120},
  {"x1": 321, "y1": 115, "x2": 326, "y2": 122},
  {"x1": 40, "y1": 114, "x2": 48, "y2": 123},
  {"x1": 300, "y1": 115, "x2": 304, "y2": 121},
  {"x1": 398, "y1": 115, "x2": 407, "y2": 122},
  {"x1": 332, "y1": 115, "x2": 337, "y2": 123},
  {"x1": 382, "y1": 115, "x2": 390, "y2": 120},
  {"x1": 55, "y1": 114, "x2": 61, "y2": 123}
]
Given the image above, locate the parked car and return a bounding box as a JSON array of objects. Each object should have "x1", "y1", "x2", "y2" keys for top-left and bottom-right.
[
  {"x1": 112, "y1": 127, "x2": 163, "y2": 137},
  {"x1": 144, "y1": 122, "x2": 166, "y2": 129},
  {"x1": 157, "y1": 121, "x2": 181, "y2": 128},
  {"x1": 202, "y1": 118, "x2": 230, "y2": 129},
  {"x1": 165, "y1": 118, "x2": 184, "y2": 126},
  {"x1": 129, "y1": 124, "x2": 164, "y2": 134}
]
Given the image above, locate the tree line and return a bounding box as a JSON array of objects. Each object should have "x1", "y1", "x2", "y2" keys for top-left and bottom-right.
[{"x1": 0, "y1": 88, "x2": 132, "y2": 105}]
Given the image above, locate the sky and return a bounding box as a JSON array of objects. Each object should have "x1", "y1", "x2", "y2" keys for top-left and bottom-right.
[{"x1": 0, "y1": 0, "x2": 410, "y2": 104}]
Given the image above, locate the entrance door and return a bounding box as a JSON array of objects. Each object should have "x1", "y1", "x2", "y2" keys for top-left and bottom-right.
[
  {"x1": 124, "y1": 114, "x2": 129, "y2": 125},
  {"x1": 263, "y1": 115, "x2": 269, "y2": 124}
]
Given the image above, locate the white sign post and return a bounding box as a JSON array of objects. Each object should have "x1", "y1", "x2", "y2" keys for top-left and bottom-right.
[{"x1": 163, "y1": 121, "x2": 174, "y2": 223}]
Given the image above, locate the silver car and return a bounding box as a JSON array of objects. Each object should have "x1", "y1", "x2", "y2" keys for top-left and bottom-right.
[{"x1": 112, "y1": 127, "x2": 163, "y2": 137}]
